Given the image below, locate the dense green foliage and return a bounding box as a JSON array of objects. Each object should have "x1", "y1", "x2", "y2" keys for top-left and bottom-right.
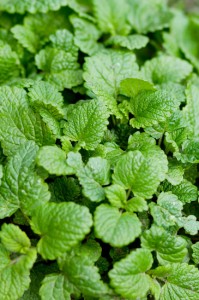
[{"x1": 0, "y1": 0, "x2": 199, "y2": 299}]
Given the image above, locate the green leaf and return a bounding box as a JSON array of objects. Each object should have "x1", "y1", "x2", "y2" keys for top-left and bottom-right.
[
  {"x1": 127, "y1": 0, "x2": 173, "y2": 34},
  {"x1": 120, "y1": 78, "x2": 156, "y2": 98},
  {"x1": 166, "y1": 159, "x2": 184, "y2": 186},
  {"x1": 30, "y1": 202, "x2": 93, "y2": 260},
  {"x1": 0, "y1": 244, "x2": 37, "y2": 300},
  {"x1": 74, "y1": 239, "x2": 102, "y2": 263},
  {"x1": 11, "y1": 25, "x2": 40, "y2": 53},
  {"x1": 83, "y1": 50, "x2": 139, "y2": 116},
  {"x1": 125, "y1": 197, "x2": 148, "y2": 213},
  {"x1": 141, "y1": 225, "x2": 187, "y2": 265},
  {"x1": 57, "y1": 252, "x2": 108, "y2": 297},
  {"x1": 0, "y1": 42, "x2": 21, "y2": 84},
  {"x1": 0, "y1": 86, "x2": 55, "y2": 156},
  {"x1": 35, "y1": 47, "x2": 83, "y2": 91},
  {"x1": 183, "y1": 215, "x2": 199, "y2": 235},
  {"x1": 36, "y1": 146, "x2": 72, "y2": 176},
  {"x1": 151, "y1": 263, "x2": 199, "y2": 300},
  {"x1": 113, "y1": 148, "x2": 168, "y2": 199},
  {"x1": 127, "y1": 132, "x2": 156, "y2": 151},
  {"x1": 0, "y1": 141, "x2": 50, "y2": 219},
  {"x1": 64, "y1": 99, "x2": 109, "y2": 150},
  {"x1": 0, "y1": 0, "x2": 69, "y2": 13},
  {"x1": 109, "y1": 249, "x2": 153, "y2": 298},
  {"x1": 106, "y1": 34, "x2": 149, "y2": 50},
  {"x1": 183, "y1": 76, "x2": 199, "y2": 138},
  {"x1": 70, "y1": 15, "x2": 102, "y2": 55},
  {"x1": 163, "y1": 179, "x2": 198, "y2": 204},
  {"x1": 176, "y1": 139, "x2": 199, "y2": 163},
  {"x1": 130, "y1": 90, "x2": 180, "y2": 129},
  {"x1": 104, "y1": 184, "x2": 127, "y2": 208},
  {"x1": 150, "y1": 192, "x2": 183, "y2": 229},
  {"x1": 0, "y1": 224, "x2": 30, "y2": 254},
  {"x1": 39, "y1": 274, "x2": 77, "y2": 300},
  {"x1": 192, "y1": 242, "x2": 199, "y2": 264},
  {"x1": 93, "y1": 0, "x2": 130, "y2": 35},
  {"x1": 141, "y1": 55, "x2": 193, "y2": 84},
  {"x1": 94, "y1": 204, "x2": 141, "y2": 247},
  {"x1": 28, "y1": 81, "x2": 64, "y2": 120}
]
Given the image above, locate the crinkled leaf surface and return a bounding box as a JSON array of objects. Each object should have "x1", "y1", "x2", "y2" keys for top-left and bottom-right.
[
  {"x1": 30, "y1": 202, "x2": 93, "y2": 259},
  {"x1": 94, "y1": 204, "x2": 141, "y2": 247},
  {"x1": 109, "y1": 249, "x2": 153, "y2": 298}
]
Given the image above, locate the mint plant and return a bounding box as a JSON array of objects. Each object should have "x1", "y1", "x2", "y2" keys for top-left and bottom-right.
[{"x1": 0, "y1": 0, "x2": 199, "y2": 299}]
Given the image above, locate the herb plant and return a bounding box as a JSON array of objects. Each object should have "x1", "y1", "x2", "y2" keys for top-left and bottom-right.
[{"x1": 0, "y1": 0, "x2": 199, "y2": 299}]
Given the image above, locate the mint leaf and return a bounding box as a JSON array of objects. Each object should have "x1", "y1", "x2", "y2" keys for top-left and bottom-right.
[
  {"x1": 93, "y1": 0, "x2": 130, "y2": 35},
  {"x1": 0, "y1": 141, "x2": 50, "y2": 219},
  {"x1": 141, "y1": 225, "x2": 187, "y2": 265},
  {"x1": 94, "y1": 204, "x2": 141, "y2": 247},
  {"x1": 30, "y1": 202, "x2": 93, "y2": 259},
  {"x1": 151, "y1": 263, "x2": 199, "y2": 300},
  {"x1": 64, "y1": 99, "x2": 108, "y2": 150},
  {"x1": 192, "y1": 242, "x2": 199, "y2": 264},
  {"x1": 0, "y1": 244, "x2": 37, "y2": 300},
  {"x1": 130, "y1": 90, "x2": 179, "y2": 129},
  {"x1": 0, "y1": 0, "x2": 68, "y2": 13},
  {"x1": 106, "y1": 34, "x2": 149, "y2": 50},
  {"x1": 104, "y1": 184, "x2": 127, "y2": 208},
  {"x1": 163, "y1": 179, "x2": 198, "y2": 204},
  {"x1": 83, "y1": 50, "x2": 139, "y2": 116},
  {"x1": 36, "y1": 146, "x2": 72, "y2": 176},
  {"x1": 141, "y1": 55, "x2": 192, "y2": 84},
  {"x1": 125, "y1": 197, "x2": 148, "y2": 213},
  {"x1": 0, "y1": 224, "x2": 31, "y2": 254},
  {"x1": 120, "y1": 78, "x2": 156, "y2": 98},
  {"x1": 0, "y1": 86, "x2": 55, "y2": 156},
  {"x1": 183, "y1": 76, "x2": 199, "y2": 138},
  {"x1": 109, "y1": 249, "x2": 153, "y2": 298},
  {"x1": 0, "y1": 42, "x2": 21, "y2": 84},
  {"x1": 113, "y1": 148, "x2": 168, "y2": 199},
  {"x1": 150, "y1": 192, "x2": 183, "y2": 230}
]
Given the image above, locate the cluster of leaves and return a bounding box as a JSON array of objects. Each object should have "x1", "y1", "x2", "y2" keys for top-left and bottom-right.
[{"x1": 0, "y1": 0, "x2": 199, "y2": 299}]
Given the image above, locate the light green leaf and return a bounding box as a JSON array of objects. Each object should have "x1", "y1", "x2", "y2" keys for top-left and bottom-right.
[
  {"x1": 74, "y1": 239, "x2": 102, "y2": 263},
  {"x1": 192, "y1": 242, "x2": 199, "y2": 264},
  {"x1": 94, "y1": 204, "x2": 141, "y2": 247},
  {"x1": 49, "y1": 29, "x2": 78, "y2": 54},
  {"x1": 0, "y1": 0, "x2": 68, "y2": 13},
  {"x1": 163, "y1": 179, "x2": 198, "y2": 204},
  {"x1": 86, "y1": 157, "x2": 110, "y2": 185},
  {"x1": 30, "y1": 202, "x2": 93, "y2": 260},
  {"x1": 83, "y1": 50, "x2": 139, "y2": 116},
  {"x1": 0, "y1": 42, "x2": 21, "y2": 84},
  {"x1": 57, "y1": 252, "x2": 108, "y2": 297},
  {"x1": 113, "y1": 148, "x2": 168, "y2": 199},
  {"x1": 11, "y1": 25, "x2": 40, "y2": 53},
  {"x1": 183, "y1": 76, "x2": 199, "y2": 138},
  {"x1": 0, "y1": 224, "x2": 30, "y2": 254},
  {"x1": 36, "y1": 146, "x2": 72, "y2": 176},
  {"x1": 35, "y1": 47, "x2": 83, "y2": 91},
  {"x1": 70, "y1": 15, "x2": 102, "y2": 55},
  {"x1": 141, "y1": 55, "x2": 193, "y2": 84},
  {"x1": 127, "y1": 132, "x2": 156, "y2": 152},
  {"x1": 176, "y1": 139, "x2": 199, "y2": 163},
  {"x1": 0, "y1": 86, "x2": 55, "y2": 156},
  {"x1": 104, "y1": 184, "x2": 127, "y2": 208},
  {"x1": 183, "y1": 215, "x2": 199, "y2": 235},
  {"x1": 28, "y1": 81, "x2": 64, "y2": 120},
  {"x1": 39, "y1": 274, "x2": 72, "y2": 300},
  {"x1": 0, "y1": 244, "x2": 37, "y2": 300},
  {"x1": 120, "y1": 78, "x2": 156, "y2": 98},
  {"x1": 130, "y1": 90, "x2": 179, "y2": 129},
  {"x1": 106, "y1": 34, "x2": 149, "y2": 50},
  {"x1": 141, "y1": 225, "x2": 187, "y2": 265},
  {"x1": 125, "y1": 197, "x2": 148, "y2": 213},
  {"x1": 93, "y1": 0, "x2": 130, "y2": 35},
  {"x1": 64, "y1": 99, "x2": 108, "y2": 150},
  {"x1": 151, "y1": 263, "x2": 199, "y2": 300},
  {"x1": 150, "y1": 192, "x2": 183, "y2": 229},
  {"x1": 109, "y1": 249, "x2": 153, "y2": 298},
  {"x1": 0, "y1": 141, "x2": 50, "y2": 219},
  {"x1": 166, "y1": 159, "x2": 184, "y2": 186},
  {"x1": 127, "y1": 0, "x2": 173, "y2": 34}
]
